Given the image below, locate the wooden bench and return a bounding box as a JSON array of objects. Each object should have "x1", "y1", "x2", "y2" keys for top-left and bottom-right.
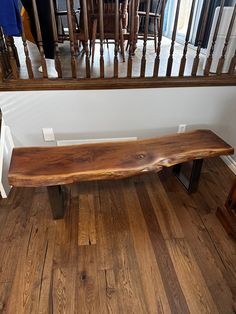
[{"x1": 8, "y1": 130, "x2": 234, "y2": 219}]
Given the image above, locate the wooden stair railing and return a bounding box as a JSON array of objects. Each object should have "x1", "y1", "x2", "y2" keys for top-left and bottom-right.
[
  {"x1": 8, "y1": 130, "x2": 234, "y2": 219},
  {"x1": 1, "y1": 1, "x2": 236, "y2": 85}
]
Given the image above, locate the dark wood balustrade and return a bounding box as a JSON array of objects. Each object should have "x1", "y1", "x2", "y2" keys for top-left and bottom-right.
[{"x1": 0, "y1": 0, "x2": 236, "y2": 91}]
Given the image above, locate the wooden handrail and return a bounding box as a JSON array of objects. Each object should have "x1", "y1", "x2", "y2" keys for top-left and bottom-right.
[{"x1": 0, "y1": 75, "x2": 235, "y2": 91}]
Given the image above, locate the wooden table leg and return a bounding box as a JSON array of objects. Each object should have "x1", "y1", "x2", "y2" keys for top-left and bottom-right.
[
  {"x1": 173, "y1": 159, "x2": 203, "y2": 193},
  {"x1": 47, "y1": 185, "x2": 66, "y2": 219}
]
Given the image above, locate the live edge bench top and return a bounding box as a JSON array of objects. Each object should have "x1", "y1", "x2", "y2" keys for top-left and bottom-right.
[{"x1": 8, "y1": 130, "x2": 234, "y2": 187}]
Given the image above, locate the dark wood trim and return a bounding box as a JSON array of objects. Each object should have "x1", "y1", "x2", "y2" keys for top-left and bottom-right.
[{"x1": 0, "y1": 75, "x2": 236, "y2": 91}]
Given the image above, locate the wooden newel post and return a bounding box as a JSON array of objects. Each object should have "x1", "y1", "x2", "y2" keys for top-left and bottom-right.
[{"x1": 216, "y1": 178, "x2": 236, "y2": 238}]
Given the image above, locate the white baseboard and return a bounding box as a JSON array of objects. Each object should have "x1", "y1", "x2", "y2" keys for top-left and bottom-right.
[
  {"x1": 57, "y1": 137, "x2": 138, "y2": 146},
  {"x1": 221, "y1": 155, "x2": 236, "y2": 175}
]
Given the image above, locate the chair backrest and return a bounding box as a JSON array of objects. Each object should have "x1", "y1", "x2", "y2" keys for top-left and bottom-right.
[
  {"x1": 88, "y1": 0, "x2": 122, "y2": 15},
  {"x1": 155, "y1": 0, "x2": 166, "y2": 15},
  {"x1": 139, "y1": 0, "x2": 164, "y2": 15},
  {"x1": 86, "y1": 0, "x2": 127, "y2": 37}
]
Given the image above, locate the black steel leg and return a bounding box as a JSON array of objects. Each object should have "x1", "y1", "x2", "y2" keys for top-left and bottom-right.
[
  {"x1": 47, "y1": 185, "x2": 66, "y2": 219},
  {"x1": 173, "y1": 159, "x2": 204, "y2": 194}
]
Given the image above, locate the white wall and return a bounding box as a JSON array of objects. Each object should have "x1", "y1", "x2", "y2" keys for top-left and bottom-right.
[
  {"x1": 0, "y1": 86, "x2": 236, "y2": 162},
  {"x1": 0, "y1": 118, "x2": 14, "y2": 197}
]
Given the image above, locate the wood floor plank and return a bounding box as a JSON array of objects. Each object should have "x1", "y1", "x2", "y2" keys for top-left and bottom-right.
[
  {"x1": 52, "y1": 264, "x2": 78, "y2": 314},
  {"x1": 0, "y1": 188, "x2": 35, "y2": 243},
  {"x1": 52, "y1": 188, "x2": 79, "y2": 314},
  {"x1": 202, "y1": 213, "x2": 236, "y2": 290},
  {"x1": 0, "y1": 241, "x2": 23, "y2": 284},
  {"x1": 0, "y1": 188, "x2": 36, "y2": 286},
  {"x1": 0, "y1": 199, "x2": 9, "y2": 240},
  {"x1": 159, "y1": 158, "x2": 236, "y2": 313},
  {"x1": 122, "y1": 179, "x2": 171, "y2": 314},
  {"x1": 171, "y1": 191, "x2": 235, "y2": 314},
  {"x1": 75, "y1": 183, "x2": 100, "y2": 314},
  {"x1": 206, "y1": 157, "x2": 235, "y2": 192},
  {"x1": 97, "y1": 268, "x2": 120, "y2": 314},
  {"x1": 0, "y1": 283, "x2": 11, "y2": 313},
  {"x1": 94, "y1": 182, "x2": 114, "y2": 271},
  {"x1": 78, "y1": 191, "x2": 96, "y2": 246},
  {"x1": 99, "y1": 180, "x2": 150, "y2": 313},
  {"x1": 143, "y1": 174, "x2": 184, "y2": 240},
  {"x1": 166, "y1": 238, "x2": 219, "y2": 314},
  {"x1": 5, "y1": 189, "x2": 52, "y2": 314},
  {"x1": 37, "y1": 223, "x2": 56, "y2": 314},
  {"x1": 135, "y1": 180, "x2": 190, "y2": 314},
  {"x1": 77, "y1": 245, "x2": 100, "y2": 314}
]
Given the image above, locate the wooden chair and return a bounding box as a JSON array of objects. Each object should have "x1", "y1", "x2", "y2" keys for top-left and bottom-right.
[
  {"x1": 55, "y1": 8, "x2": 80, "y2": 43},
  {"x1": 88, "y1": 0, "x2": 126, "y2": 63},
  {"x1": 137, "y1": 0, "x2": 165, "y2": 52},
  {"x1": 53, "y1": 0, "x2": 81, "y2": 53}
]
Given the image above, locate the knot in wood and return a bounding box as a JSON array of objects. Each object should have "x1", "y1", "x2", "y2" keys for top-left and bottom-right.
[
  {"x1": 136, "y1": 153, "x2": 146, "y2": 160},
  {"x1": 81, "y1": 271, "x2": 87, "y2": 281}
]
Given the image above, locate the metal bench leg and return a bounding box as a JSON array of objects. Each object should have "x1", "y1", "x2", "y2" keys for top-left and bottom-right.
[
  {"x1": 173, "y1": 159, "x2": 204, "y2": 194},
  {"x1": 47, "y1": 185, "x2": 66, "y2": 219}
]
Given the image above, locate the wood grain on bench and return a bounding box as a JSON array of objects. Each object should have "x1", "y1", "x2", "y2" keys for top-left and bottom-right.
[{"x1": 8, "y1": 130, "x2": 234, "y2": 187}]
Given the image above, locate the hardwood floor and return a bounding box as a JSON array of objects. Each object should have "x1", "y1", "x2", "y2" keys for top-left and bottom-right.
[{"x1": 0, "y1": 157, "x2": 235, "y2": 313}]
